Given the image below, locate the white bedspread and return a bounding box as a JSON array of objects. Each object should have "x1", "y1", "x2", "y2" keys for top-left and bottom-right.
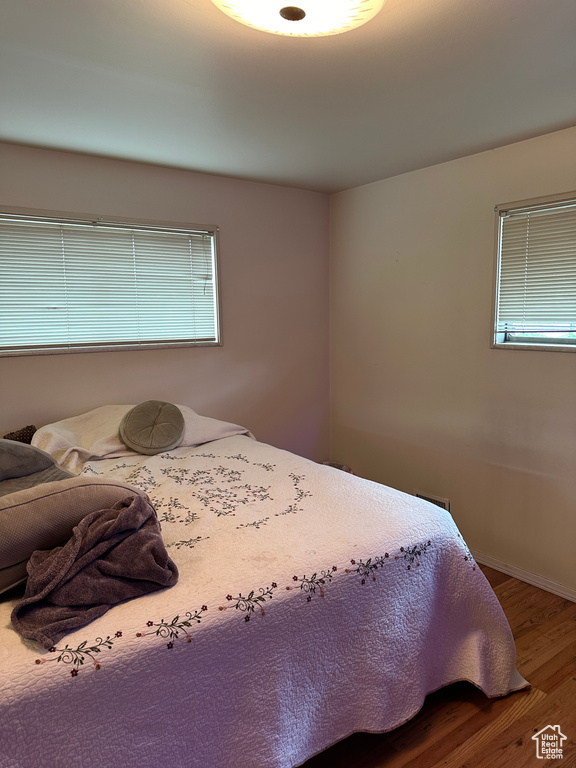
[{"x1": 0, "y1": 435, "x2": 527, "y2": 768}]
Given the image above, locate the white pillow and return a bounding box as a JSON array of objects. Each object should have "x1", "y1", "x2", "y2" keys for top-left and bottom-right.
[{"x1": 32, "y1": 405, "x2": 253, "y2": 473}]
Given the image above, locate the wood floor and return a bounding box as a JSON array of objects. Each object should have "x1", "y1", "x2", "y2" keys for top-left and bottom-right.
[{"x1": 302, "y1": 565, "x2": 576, "y2": 768}]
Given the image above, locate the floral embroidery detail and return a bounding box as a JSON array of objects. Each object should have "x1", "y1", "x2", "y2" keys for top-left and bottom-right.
[
  {"x1": 347, "y1": 555, "x2": 387, "y2": 580},
  {"x1": 214, "y1": 466, "x2": 243, "y2": 482},
  {"x1": 280, "y1": 504, "x2": 299, "y2": 515},
  {"x1": 159, "y1": 464, "x2": 273, "y2": 517},
  {"x1": 157, "y1": 507, "x2": 179, "y2": 523},
  {"x1": 294, "y1": 569, "x2": 335, "y2": 599},
  {"x1": 159, "y1": 467, "x2": 200, "y2": 486},
  {"x1": 154, "y1": 496, "x2": 194, "y2": 524},
  {"x1": 181, "y1": 510, "x2": 201, "y2": 525},
  {"x1": 223, "y1": 586, "x2": 275, "y2": 617},
  {"x1": 291, "y1": 474, "x2": 312, "y2": 503},
  {"x1": 460, "y1": 540, "x2": 476, "y2": 570},
  {"x1": 225, "y1": 453, "x2": 250, "y2": 464},
  {"x1": 143, "y1": 607, "x2": 207, "y2": 644},
  {"x1": 236, "y1": 517, "x2": 270, "y2": 530},
  {"x1": 346, "y1": 541, "x2": 432, "y2": 581},
  {"x1": 36, "y1": 540, "x2": 440, "y2": 674},
  {"x1": 401, "y1": 541, "x2": 431, "y2": 568},
  {"x1": 199, "y1": 484, "x2": 272, "y2": 517},
  {"x1": 275, "y1": 474, "x2": 312, "y2": 517},
  {"x1": 84, "y1": 454, "x2": 311, "y2": 538},
  {"x1": 161, "y1": 452, "x2": 217, "y2": 462},
  {"x1": 36, "y1": 636, "x2": 115, "y2": 676},
  {"x1": 108, "y1": 455, "x2": 310, "y2": 525},
  {"x1": 124, "y1": 465, "x2": 159, "y2": 491},
  {"x1": 167, "y1": 536, "x2": 210, "y2": 550}
]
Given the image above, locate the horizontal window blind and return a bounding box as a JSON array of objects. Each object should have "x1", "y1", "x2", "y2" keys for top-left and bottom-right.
[
  {"x1": 496, "y1": 197, "x2": 576, "y2": 343},
  {"x1": 0, "y1": 213, "x2": 220, "y2": 354}
]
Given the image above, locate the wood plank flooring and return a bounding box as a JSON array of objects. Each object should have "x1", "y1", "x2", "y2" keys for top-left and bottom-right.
[{"x1": 301, "y1": 565, "x2": 576, "y2": 768}]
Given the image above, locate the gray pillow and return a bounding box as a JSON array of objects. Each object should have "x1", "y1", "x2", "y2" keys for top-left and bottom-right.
[
  {"x1": 0, "y1": 439, "x2": 56, "y2": 482},
  {"x1": 119, "y1": 400, "x2": 185, "y2": 455},
  {"x1": 0, "y1": 477, "x2": 146, "y2": 594},
  {"x1": 0, "y1": 464, "x2": 74, "y2": 499}
]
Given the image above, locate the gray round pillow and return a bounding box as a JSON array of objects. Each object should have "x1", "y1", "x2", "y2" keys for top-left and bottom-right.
[{"x1": 119, "y1": 401, "x2": 185, "y2": 455}]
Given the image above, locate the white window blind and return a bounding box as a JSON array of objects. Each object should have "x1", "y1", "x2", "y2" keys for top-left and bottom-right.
[
  {"x1": 494, "y1": 195, "x2": 576, "y2": 349},
  {"x1": 0, "y1": 212, "x2": 220, "y2": 355}
]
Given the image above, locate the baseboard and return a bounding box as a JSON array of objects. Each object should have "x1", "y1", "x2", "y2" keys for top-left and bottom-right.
[{"x1": 470, "y1": 549, "x2": 576, "y2": 603}]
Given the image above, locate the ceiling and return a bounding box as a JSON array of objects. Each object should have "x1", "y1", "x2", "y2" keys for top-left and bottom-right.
[{"x1": 0, "y1": 0, "x2": 574, "y2": 193}]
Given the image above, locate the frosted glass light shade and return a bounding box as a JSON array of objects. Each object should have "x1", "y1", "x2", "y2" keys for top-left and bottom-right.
[{"x1": 211, "y1": 0, "x2": 386, "y2": 37}]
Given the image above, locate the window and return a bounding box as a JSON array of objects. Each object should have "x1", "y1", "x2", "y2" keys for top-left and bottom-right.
[
  {"x1": 493, "y1": 193, "x2": 576, "y2": 351},
  {"x1": 0, "y1": 209, "x2": 220, "y2": 355}
]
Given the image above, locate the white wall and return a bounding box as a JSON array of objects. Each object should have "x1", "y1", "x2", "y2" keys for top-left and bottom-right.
[
  {"x1": 0, "y1": 143, "x2": 330, "y2": 460},
  {"x1": 330, "y1": 127, "x2": 576, "y2": 595}
]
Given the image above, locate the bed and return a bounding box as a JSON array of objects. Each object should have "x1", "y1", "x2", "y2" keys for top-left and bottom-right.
[{"x1": 0, "y1": 404, "x2": 527, "y2": 768}]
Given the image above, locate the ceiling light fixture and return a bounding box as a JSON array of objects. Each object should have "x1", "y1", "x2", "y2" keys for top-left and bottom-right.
[{"x1": 210, "y1": 0, "x2": 386, "y2": 37}]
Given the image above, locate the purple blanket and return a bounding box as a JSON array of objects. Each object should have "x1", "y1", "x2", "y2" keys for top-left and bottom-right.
[{"x1": 11, "y1": 494, "x2": 178, "y2": 648}]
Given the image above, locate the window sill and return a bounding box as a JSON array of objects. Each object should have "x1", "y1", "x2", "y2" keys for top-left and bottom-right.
[{"x1": 492, "y1": 342, "x2": 576, "y2": 353}]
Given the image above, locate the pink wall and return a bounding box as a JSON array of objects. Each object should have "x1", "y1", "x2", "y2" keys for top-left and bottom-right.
[
  {"x1": 0, "y1": 143, "x2": 330, "y2": 460},
  {"x1": 330, "y1": 127, "x2": 576, "y2": 595}
]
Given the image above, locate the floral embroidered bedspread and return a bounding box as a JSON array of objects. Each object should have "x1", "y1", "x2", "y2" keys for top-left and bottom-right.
[{"x1": 0, "y1": 435, "x2": 527, "y2": 768}]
